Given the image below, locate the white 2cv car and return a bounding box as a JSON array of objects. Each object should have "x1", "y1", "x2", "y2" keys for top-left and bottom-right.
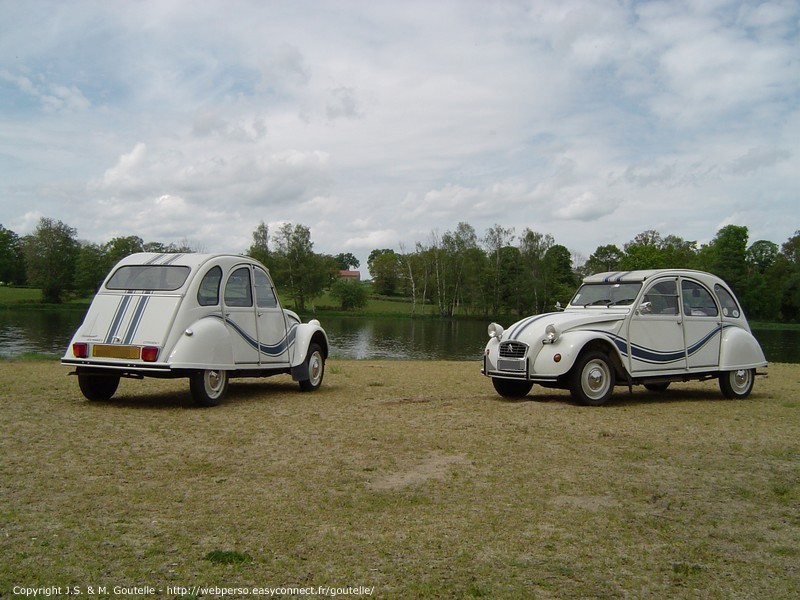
[
  {"x1": 482, "y1": 269, "x2": 767, "y2": 406},
  {"x1": 62, "y1": 253, "x2": 328, "y2": 406}
]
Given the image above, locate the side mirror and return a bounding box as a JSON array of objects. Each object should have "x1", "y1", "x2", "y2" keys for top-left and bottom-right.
[
  {"x1": 639, "y1": 301, "x2": 653, "y2": 314},
  {"x1": 554, "y1": 301, "x2": 564, "y2": 311}
]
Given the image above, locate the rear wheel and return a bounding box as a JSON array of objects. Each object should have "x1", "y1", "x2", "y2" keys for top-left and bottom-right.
[
  {"x1": 299, "y1": 343, "x2": 325, "y2": 392},
  {"x1": 719, "y1": 369, "x2": 755, "y2": 399},
  {"x1": 491, "y1": 378, "x2": 533, "y2": 398},
  {"x1": 190, "y1": 369, "x2": 229, "y2": 407},
  {"x1": 570, "y1": 351, "x2": 615, "y2": 406},
  {"x1": 78, "y1": 371, "x2": 120, "y2": 401}
]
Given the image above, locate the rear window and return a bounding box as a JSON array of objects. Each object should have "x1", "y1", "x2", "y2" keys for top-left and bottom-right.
[{"x1": 106, "y1": 265, "x2": 191, "y2": 291}]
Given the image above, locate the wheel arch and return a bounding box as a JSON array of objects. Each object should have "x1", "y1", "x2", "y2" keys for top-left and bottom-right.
[
  {"x1": 570, "y1": 337, "x2": 628, "y2": 384},
  {"x1": 291, "y1": 324, "x2": 329, "y2": 367}
]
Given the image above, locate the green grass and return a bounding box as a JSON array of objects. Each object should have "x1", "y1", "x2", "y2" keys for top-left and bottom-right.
[
  {"x1": 2, "y1": 360, "x2": 799, "y2": 598},
  {"x1": 0, "y1": 286, "x2": 41, "y2": 304}
]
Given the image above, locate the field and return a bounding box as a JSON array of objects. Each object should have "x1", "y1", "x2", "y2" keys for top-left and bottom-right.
[{"x1": 2, "y1": 359, "x2": 799, "y2": 599}]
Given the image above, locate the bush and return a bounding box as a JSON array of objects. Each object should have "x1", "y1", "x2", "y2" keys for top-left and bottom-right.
[{"x1": 330, "y1": 278, "x2": 368, "y2": 310}]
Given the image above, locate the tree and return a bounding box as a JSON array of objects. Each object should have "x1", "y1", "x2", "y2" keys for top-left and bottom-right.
[
  {"x1": 271, "y1": 223, "x2": 335, "y2": 311},
  {"x1": 543, "y1": 244, "x2": 575, "y2": 308},
  {"x1": 335, "y1": 252, "x2": 360, "y2": 271},
  {"x1": 584, "y1": 244, "x2": 623, "y2": 275},
  {"x1": 103, "y1": 236, "x2": 145, "y2": 264},
  {"x1": 484, "y1": 224, "x2": 515, "y2": 315},
  {"x1": 22, "y1": 217, "x2": 79, "y2": 303},
  {"x1": 73, "y1": 243, "x2": 109, "y2": 296},
  {"x1": 0, "y1": 225, "x2": 25, "y2": 285},
  {"x1": 708, "y1": 225, "x2": 749, "y2": 292},
  {"x1": 247, "y1": 221, "x2": 270, "y2": 266},
  {"x1": 368, "y1": 249, "x2": 401, "y2": 296},
  {"x1": 620, "y1": 230, "x2": 664, "y2": 270},
  {"x1": 746, "y1": 240, "x2": 778, "y2": 274},
  {"x1": 519, "y1": 229, "x2": 554, "y2": 315}
]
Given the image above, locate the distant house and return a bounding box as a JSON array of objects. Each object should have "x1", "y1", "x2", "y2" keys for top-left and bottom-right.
[{"x1": 339, "y1": 270, "x2": 361, "y2": 282}]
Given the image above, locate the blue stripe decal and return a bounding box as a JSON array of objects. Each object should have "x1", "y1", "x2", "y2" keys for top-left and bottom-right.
[
  {"x1": 212, "y1": 315, "x2": 297, "y2": 357},
  {"x1": 104, "y1": 295, "x2": 132, "y2": 343},
  {"x1": 508, "y1": 314, "x2": 550, "y2": 340},
  {"x1": 586, "y1": 324, "x2": 725, "y2": 365},
  {"x1": 122, "y1": 295, "x2": 150, "y2": 344}
]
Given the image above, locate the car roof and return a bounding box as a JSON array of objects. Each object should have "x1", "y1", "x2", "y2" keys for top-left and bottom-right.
[
  {"x1": 113, "y1": 252, "x2": 260, "y2": 270},
  {"x1": 582, "y1": 269, "x2": 725, "y2": 286}
]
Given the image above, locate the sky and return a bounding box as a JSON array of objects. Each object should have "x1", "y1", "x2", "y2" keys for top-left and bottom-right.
[{"x1": 1, "y1": 0, "x2": 798, "y2": 275}]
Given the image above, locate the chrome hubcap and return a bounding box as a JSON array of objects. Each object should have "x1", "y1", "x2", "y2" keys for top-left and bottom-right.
[{"x1": 584, "y1": 361, "x2": 609, "y2": 399}]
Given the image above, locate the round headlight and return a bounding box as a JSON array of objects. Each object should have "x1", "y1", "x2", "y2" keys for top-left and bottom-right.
[
  {"x1": 488, "y1": 323, "x2": 504, "y2": 339},
  {"x1": 544, "y1": 323, "x2": 559, "y2": 343}
]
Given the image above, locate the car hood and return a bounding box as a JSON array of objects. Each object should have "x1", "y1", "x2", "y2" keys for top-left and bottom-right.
[{"x1": 500, "y1": 309, "x2": 627, "y2": 344}]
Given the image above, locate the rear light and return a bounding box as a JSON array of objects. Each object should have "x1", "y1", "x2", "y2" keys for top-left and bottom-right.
[
  {"x1": 73, "y1": 343, "x2": 89, "y2": 358},
  {"x1": 141, "y1": 346, "x2": 159, "y2": 362}
]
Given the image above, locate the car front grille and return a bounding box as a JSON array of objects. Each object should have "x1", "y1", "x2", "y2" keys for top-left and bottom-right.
[{"x1": 499, "y1": 341, "x2": 528, "y2": 359}]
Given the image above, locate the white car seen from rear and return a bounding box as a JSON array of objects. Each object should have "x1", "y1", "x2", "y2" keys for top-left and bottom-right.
[{"x1": 62, "y1": 253, "x2": 328, "y2": 406}]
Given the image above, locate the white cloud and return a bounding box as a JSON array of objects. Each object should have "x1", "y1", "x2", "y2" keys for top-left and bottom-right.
[{"x1": 0, "y1": 0, "x2": 798, "y2": 275}]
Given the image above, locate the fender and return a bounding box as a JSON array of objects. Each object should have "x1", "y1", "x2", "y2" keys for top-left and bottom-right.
[
  {"x1": 532, "y1": 330, "x2": 626, "y2": 378},
  {"x1": 719, "y1": 325, "x2": 767, "y2": 370},
  {"x1": 168, "y1": 316, "x2": 235, "y2": 370},
  {"x1": 290, "y1": 320, "x2": 329, "y2": 368},
  {"x1": 290, "y1": 320, "x2": 329, "y2": 382}
]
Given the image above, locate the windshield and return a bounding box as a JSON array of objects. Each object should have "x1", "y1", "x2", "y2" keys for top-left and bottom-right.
[
  {"x1": 106, "y1": 265, "x2": 191, "y2": 291},
  {"x1": 570, "y1": 282, "x2": 642, "y2": 307}
]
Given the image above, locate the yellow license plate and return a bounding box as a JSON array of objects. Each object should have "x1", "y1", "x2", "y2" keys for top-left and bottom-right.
[{"x1": 92, "y1": 344, "x2": 141, "y2": 359}]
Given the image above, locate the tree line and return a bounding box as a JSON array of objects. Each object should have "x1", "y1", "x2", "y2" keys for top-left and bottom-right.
[{"x1": 2, "y1": 217, "x2": 799, "y2": 322}]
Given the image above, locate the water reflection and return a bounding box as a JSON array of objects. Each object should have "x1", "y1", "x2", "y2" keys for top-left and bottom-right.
[
  {"x1": 325, "y1": 316, "x2": 487, "y2": 361},
  {"x1": 1, "y1": 308, "x2": 798, "y2": 363},
  {"x1": 0, "y1": 310, "x2": 85, "y2": 356}
]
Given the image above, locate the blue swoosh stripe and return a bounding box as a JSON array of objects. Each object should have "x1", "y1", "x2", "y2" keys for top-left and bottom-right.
[
  {"x1": 212, "y1": 315, "x2": 296, "y2": 357},
  {"x1": 588, "y1": 325, "x2": 725, "y2": 365}
]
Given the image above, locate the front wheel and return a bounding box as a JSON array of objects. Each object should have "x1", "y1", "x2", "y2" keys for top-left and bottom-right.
[
  {"x1": 190, "y1": 369, "x2": 229, "y2": 407},
  {"x1": 299, "y1": 343, "x2": 325, "y2": 392},
  {"x1": 491, "y1": 378, "x2": 533, "y2": 398},
  {"x1": 719, "y1": 368, "x2": 755, "y2": 399},
  {"x1": 570, "y1": 351, "x2": 615, "y2": 406},
  {"x1": 78, "y1": 371, "x2": 120, "y2": 401}
]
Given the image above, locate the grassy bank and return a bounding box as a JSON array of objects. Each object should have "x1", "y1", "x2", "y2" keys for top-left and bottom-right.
[{"x1": 2, "y1": 360, "x2": 798, "y2": 598}]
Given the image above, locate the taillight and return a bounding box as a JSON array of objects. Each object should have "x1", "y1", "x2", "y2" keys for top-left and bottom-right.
[
  {"x1": 73, "y1": 343, "x2": 89, "y2": 358},
  {"x1": 141, "y1": 346, "x2": 159, "y2": 362}
]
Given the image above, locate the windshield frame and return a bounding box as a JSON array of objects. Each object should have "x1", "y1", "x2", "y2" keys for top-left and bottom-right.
[{"x1": 569, "y1": 282, "x2": 643, "y2": 307}]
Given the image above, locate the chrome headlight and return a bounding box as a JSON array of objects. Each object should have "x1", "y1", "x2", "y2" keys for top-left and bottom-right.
[
  {"x1": 488, "y1": 323, "x2": 504, "y2": 340},
  {"x1": 543, "y1": 323, "x2": 559, "y2": 344}
]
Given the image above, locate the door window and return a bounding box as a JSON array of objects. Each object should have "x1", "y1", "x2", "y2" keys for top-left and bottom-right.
[
  {"x1": 197, "y1": 266, "x2": 222, "y2": 306},
  {"x1": 254, "y1": 269, "x2": 278, "y2": 308},
  {"x1": 714, "y1": 284, "x2": 741, "y2": 318},
  {"x1": 642, "y1": 280, "x2": 679, "y2": 315},
  {"x1": 681, "y1": 281, "x2": 718, "y2": 317},
  {"x1": 224, "y1": 267, "x2": 253, "y2": 307}
]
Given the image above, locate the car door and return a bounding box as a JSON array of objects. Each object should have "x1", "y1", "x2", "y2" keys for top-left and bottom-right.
[
  {"x1": 223, "y1": 265, "x2": 260, "y2": 365},
  {"x1": 680, "y1": 278, "x2": 722, "y2": 369},
  {"x1": 253, "y1": 267, "x2": 292, "y2": 366},
  {"x1": 627, "y1": 278, "x2": 688, "y2": 373}
]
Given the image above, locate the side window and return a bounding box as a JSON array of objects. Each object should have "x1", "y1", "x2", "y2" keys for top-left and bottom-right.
[
  {"x1": 224, "y1": 267, "x2": 253, "y2": 307},
  {"x1": 715, "y1": 284, "x2": 742, "y2": 318},
  {"x1": 197, "y1": 266, "x2": 222, "y2": 306},
  {"x1": 642, "y1": 280, "x2": 678, "y2": 315},
  {"x1": 681, "y1": 280, "x2": 718, "y2": 317},
  {"x1": 254, "y1": 269, "x2": 278, "y2": 308}
]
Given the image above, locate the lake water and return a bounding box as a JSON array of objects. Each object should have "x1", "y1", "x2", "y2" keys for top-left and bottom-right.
[{"x1": 1, "y1": 309, "x2": 798, "y2": 363}]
